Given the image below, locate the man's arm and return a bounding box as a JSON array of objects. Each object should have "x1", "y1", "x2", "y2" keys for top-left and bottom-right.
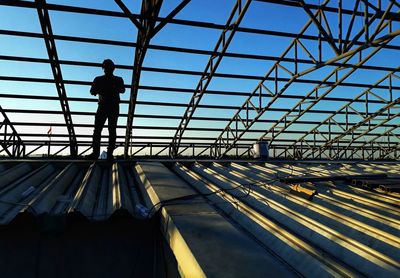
[
  {"x1": 118, "y1": 77, "x2": 126, "y2": 94},
  {"x1": 90, "y1": 77, "x2": 99, "y2": 96}
]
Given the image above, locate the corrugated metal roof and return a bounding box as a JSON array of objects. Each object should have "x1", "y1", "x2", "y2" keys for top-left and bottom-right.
[
  {"x1": 0, "y1": 161, "x2": 142, "y2": 223},
  {"x1": 0, "y1": 160, "x2": 399, "y2": 277}
]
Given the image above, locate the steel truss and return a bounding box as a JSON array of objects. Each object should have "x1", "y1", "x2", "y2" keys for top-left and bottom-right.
[
  {"x1": 8, "y1": 139, "x2": 392, "y2": 158},
  {"x1": 35, "y1": 0, "x2": 77, "y2": 156},
  {"x1": 278, "y1": 70, "x2": 400, "y2": 159},
  {"x1": 0, "y1": 106, "x2": 25, "y2": 157},
  {"x1": 0, "y1": 0, "x2": 399, "y2": 159},
  {"x1": 189, "y1": 0, "x2": 400, "y2": 159},
  {"x1": 118, "y1": 0, "x2": 162, "y2": 159},
  {"x1": 169, "y1": 0, "x2": 252, "y2": 157},
  {"x1": 120, "y1": 0, "x2": 191, "y2": 158}
]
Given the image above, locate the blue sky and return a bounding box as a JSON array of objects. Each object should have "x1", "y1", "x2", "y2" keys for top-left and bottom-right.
[{"x1": 0, "y1": 0, "x2": 399, "y2": 156}]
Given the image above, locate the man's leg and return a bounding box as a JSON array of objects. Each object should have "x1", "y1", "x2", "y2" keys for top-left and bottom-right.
[
  {"x1": 107, "y1": 105, "x2": 119, "y2": 159},
  {"x1": 91, "y1": 105, "x2": 107, "y2": 158}
]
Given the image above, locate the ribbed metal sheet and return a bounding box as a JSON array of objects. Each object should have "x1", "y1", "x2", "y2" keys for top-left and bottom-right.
[
  {"x1": 0, "y1": 160, "x2": 399, "y2": 276},
  {"x1": 0, "y1": 161, "x2": 141, "y2": 223}
]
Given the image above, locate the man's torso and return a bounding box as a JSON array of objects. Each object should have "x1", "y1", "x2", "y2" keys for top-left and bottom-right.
[{"x1": 91, "y1": 75, "x2": 124, "y2": 104}]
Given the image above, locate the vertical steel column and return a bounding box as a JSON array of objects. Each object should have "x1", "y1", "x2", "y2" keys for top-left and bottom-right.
[
  {"x1": 36, "y1": 0, "x2": 77, "y2": 157},
  {"x1": 122, "y1": 0, "x2": 163, "y2": 158},
  {"x1": 120, "y1": 0, "x2": 189, "y2": 158}
]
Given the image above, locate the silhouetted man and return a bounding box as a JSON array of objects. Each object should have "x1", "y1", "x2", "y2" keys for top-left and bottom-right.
[{"x1": 86, "y1": 59, "x2": 125, "y2": 160}]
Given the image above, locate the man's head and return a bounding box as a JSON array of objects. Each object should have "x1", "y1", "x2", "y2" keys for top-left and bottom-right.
[{"x1": 102, "y1": 59, "x2": 115, "y2": 75}]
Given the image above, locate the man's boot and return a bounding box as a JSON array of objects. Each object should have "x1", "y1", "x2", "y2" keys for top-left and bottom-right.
[
  {"x1": 86, "y1": 127, "x2": 101, "y2": 160},
  {"x1": 85, "y1": 151, "x2": 99, "y2": 160}
]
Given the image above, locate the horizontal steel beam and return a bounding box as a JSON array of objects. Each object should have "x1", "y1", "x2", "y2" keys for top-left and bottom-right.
[
  {"x1": 17, "y1": 139, "x2": 396, "y2": 148},
  {"x1": 1, "y1": 105, "x2": 397, "y2": 118},
  {"x1": 1, "y1": 29, "x2": 399, "y2": 72},
  {"x1": 4, "y1": 133, "x2": 397, "y2": 146},
  {"x1": 2, "y1": 122, "x2": 393, "y2": 138},
  {"x1": 7, "y1": 120, "x2": 400, "y2": 130},
  {"x1": 2, "y1": 74, "x2": 399, "y2": 92},
  {"x1": 2, "y1": 1, "x2": 399, "y2": 42},
  {"x1": 256, "y1": 0, "x2": 400, "y2": 21},
  {"x1": 2, "y1": 88, "x2": 399, "y2": 106}
]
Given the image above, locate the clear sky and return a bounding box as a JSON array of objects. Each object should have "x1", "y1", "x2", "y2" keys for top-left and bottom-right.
[{"x1": 0, "y1": 0, "x2": 399, "y2": 156}]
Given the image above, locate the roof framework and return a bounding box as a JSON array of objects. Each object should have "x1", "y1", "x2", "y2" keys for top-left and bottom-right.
[{"x1": 0, "y1": 0, "x2": 399, "y2": 159}]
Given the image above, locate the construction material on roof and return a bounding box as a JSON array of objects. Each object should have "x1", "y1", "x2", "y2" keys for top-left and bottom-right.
[
  {"x1": 351, "y1": 178, "x2": 400, "y2": 192},
  {"x1": 279, "y1": 173, "x2": 388, "y2": 183},
  {"x1": 379, "y1": 183, "x2": 400, "y2": 193},
  {"x1": 289, "y1": 184, "x2": 317, "y2": 200}
]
